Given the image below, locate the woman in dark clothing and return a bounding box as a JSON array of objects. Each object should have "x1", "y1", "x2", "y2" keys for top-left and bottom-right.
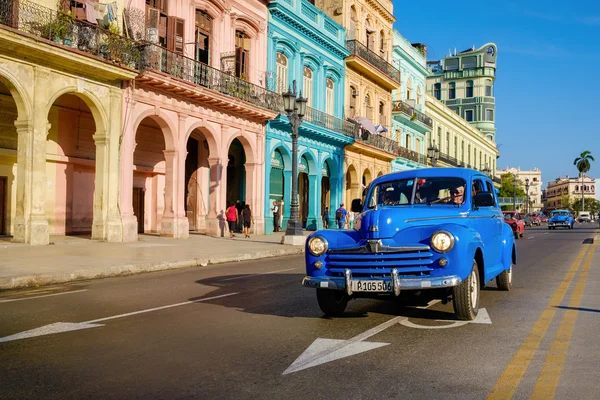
[{"x1": 241, "y1": 204, "x2": 252, "y2": 238}]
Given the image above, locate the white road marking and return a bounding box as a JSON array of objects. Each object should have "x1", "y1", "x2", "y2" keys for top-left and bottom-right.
[
  {"x1": 0, "y1": 289, "x2": 88, "y2": 304},
  {"x1": 527, "y1": 236, "x2": 535, "y2": 239},
  {"x1": 220, "y1": 267, "x2": 298, "y2": 282},
  {"x1": 399, "y1": 308, "x2": 492, "y2": 329},
  {"x1": 0, "y1": 292, "x2": 238, "y2": 343},
  {"x1": 283, "y1": 299, "x2": 441, "y2": 375}
]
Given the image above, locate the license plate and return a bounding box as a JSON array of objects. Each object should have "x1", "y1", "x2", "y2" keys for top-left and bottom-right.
[{"x1": 351, "y1": 280, "x2": 392, "y2": 292}]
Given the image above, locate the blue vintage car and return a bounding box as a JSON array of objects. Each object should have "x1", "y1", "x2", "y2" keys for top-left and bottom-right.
[
  {"x1": 303, "y1": 168, "x2": 516, "y2": 321},
  {"x1": 548, "y1": 209, "x2": 574, "y2": 229}
]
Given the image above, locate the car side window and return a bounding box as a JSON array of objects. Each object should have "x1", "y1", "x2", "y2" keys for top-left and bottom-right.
[
  {"x1": 471, "y1": 179, "x2": 485, "y2": 203},
  {"x1": 485, "y1": 180, "x2": 497, "y2": 207}
]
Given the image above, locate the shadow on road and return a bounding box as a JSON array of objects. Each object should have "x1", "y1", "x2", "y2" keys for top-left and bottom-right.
[{"x1": 556, "y1": 305, "x2": 600, "y2": 314}]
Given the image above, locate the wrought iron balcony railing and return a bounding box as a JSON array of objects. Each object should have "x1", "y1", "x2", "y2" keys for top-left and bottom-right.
[
  {"x1": 140, "y1": 44, "x2": 283, "y2": 112},
  {"x1": 346, "y1": 40, "x2": 400, "y2": 83},
  {"x1": 302, "y1": 106, "x2": 357, "y2": 138},
  {"x1": 0, "y1": 0, "x2": 141, "y2": 68},
  {"x1": 392, "y1": 100, "x2": 433, "y2": 128},
  {"x1": 438, "y1": 152, "x2": 460, "y2": 167},
  {"x1": 354, "y1": 129, "x2": 399, "y2": 154},
  {"x1": 397, "y1": 146, "x2": 425, "y2": 164}
]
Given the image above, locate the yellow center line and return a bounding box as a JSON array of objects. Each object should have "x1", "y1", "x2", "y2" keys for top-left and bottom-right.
[
  {"x1": 486, "y1": 244, "x2": 590, "y2": 400},
  {"x1": 530, "y1": 243, "x2": 596, "y2": 399}
]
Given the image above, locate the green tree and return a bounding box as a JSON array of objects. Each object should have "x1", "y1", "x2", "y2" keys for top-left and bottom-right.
[
  {"x1": 573, "y1": 150, "x2": 595, "y2": 211},
  {"x1": 498, "y1": 173, "x2": 526, "y2": 199},
  {"x1": 572, "y1": 198, "x2": 600, "y2": 216},
  {"x1": 560, "y1": 195, "x2": 572, "y2": 210}
]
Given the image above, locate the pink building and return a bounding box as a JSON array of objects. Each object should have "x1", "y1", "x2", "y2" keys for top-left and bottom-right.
[{"x1": 120, "y1": 0, "x2": 280, "y2": 240}]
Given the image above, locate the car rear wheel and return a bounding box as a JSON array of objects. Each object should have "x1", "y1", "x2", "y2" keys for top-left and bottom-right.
[
  {"x1": 453, "y1": 260, "x2": 480, "y2": 321},
  {"x1": 496, "y1": 263, "x2": 512, "y2": 291},
  {"x1": 316, "y1": 289, "x2": 349, "y2": 316},
  {"x1": 514, "y1": 231, "x2": 519, "y2": 239}
]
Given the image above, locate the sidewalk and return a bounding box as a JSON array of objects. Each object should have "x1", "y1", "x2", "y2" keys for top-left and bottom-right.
[{"x1": 0, "y1": 231, "x2": 309, "y2": 290}]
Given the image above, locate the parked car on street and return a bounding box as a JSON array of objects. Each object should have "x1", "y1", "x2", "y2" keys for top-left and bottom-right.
[
  {"x1": 303, "y1": 168, "x2": 516, "y2": 321},
  {"x1": 540, "y1": 215, "x2": 549, "y2": 223},
  {"x1": 577, "y1": 211, "x2": 591, "y2": 223},
  {"x1": 530, "y1": 214, "x2": 541, "y2": 226},
  {"x1": 548, "y1": 210, "x2": 575, "y2": 229},
  {"x1": 521, "y1": 215, "x2": 533, "y2": 227},
  {"x1": 503, "y1": 211, "x2": 525, "y2": 239}
]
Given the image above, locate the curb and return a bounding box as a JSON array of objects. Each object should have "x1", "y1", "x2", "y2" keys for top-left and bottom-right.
[{"x1": 0, "y1": 247, "x2": 305, "y2": 290}]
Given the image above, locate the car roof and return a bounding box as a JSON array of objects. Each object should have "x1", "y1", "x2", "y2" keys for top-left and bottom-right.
[{"x1": 370, "y1": 167, "x2": 489, "y2": 186}]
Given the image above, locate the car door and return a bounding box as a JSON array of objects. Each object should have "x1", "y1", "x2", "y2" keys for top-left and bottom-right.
[{"x1": 470, "y1": 178, "x2": 502, "y2": 275}]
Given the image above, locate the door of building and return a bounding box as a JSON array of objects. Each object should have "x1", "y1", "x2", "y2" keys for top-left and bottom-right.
[
  {"x1": 0, "y1": 176, "x2": 6, "y2": 235},
  {"x1": 132, "y1": 187, "x2": 145, "y2": 234}
]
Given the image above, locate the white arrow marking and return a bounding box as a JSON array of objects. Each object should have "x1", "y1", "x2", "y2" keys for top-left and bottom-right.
[
  {"x1": 0, "y1": 289, "x2": 88, "y2": 303},
  {"x1": 399, "y1": 308, "x2": 492, "y2": 329},
  {"x1": 0, "y1": 292, "x2": 238, "y2": 343},
  {"x1": 283, "y1": 300, "x2": 440, "y2": 375}
]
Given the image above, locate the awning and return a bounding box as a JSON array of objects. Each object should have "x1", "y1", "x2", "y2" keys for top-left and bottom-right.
[{"x1": 355, "y1": 116, "x2": 378, "y2": 136}]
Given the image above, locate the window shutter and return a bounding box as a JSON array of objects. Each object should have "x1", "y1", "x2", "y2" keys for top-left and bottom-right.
[
  {"x1": 167, "y1": 16, "x2": 177, "y2": 51},
  {"x1": 147, "y1": 8, "x2": 159, "y2": 29},
  {"x1": 175, "y1": 18, "x2": 185, "y2": 54}
]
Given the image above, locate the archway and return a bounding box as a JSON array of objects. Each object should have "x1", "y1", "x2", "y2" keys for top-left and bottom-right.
[
  {"x1": 321, "y1": 161, "x2": 331, "y2": 218},
  {"x1": 133, "y1": 117, "x2": 167, "y2": 234},
  {"x1": 269, "y1": 148, "x2": 285, "y2": 232},
  {"x1": 227, "y1": 138, "x2": 246, "y2": 231},
  {"x1": 45, "y1": 93, "x2": 97, "y2": 236},
  {"x1": 0, "y1": 79, "x2": 18, "y2": 236},
  {"x1": 299, "y1": 154, "x2": 310, "y2": 228},
  {"x1": 185, "y1": 129, "x2": 211, "y2": 232},
  {"x1": 362, "y1": 168, "x2": 373, "y2": 193},
  {"x1": 346, "y1": 164, "x2": 358, "y2": 205}
]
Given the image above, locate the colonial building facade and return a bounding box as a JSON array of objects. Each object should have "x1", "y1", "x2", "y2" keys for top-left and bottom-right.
[
  {"x1": 265, "y1": 0, "x2": 352, "y2": 232},
  {"x1": 496, "y1": 167, "x2": 543, "y2": 212},
  {"x1": 543, "y1": 176, "x2": 596, "y2": 211},
  {"x1": 426, "y1": 43, "x2": 498, "y2": 141},
  {"x1": 390, "y1": 29, "x2": 430, "y2": 171}
]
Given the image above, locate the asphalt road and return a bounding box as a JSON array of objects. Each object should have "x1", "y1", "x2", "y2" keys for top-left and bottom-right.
[{"x1": 1, "y1": 225, "x2": 600, "y2": 400}]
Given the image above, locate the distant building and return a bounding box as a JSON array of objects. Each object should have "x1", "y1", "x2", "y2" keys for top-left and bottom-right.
[
  {"x1": 543, "y1": 176, "x2": 596, "y2": 211},
  {"x1": 426, "y1": 43, "x2": 497, "y2": 141},
  {"x1": 496, "y1": 167, "x2": 543, "y2": 212}
]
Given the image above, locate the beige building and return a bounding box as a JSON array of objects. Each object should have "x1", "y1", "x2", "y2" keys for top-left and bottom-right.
[
  {"x1": 497, "y1": 167, "x2": 543, "y2": 212},
  {"x1": 543, "y1": 176, "x2": 596, "y2": 211},
  {"x1": 425, "y1": 94, "x2": 498, "y2": 179}
]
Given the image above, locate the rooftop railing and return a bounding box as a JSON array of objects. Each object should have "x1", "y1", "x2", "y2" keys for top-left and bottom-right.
[
  {"x1": 140, "y1": 44, "x2": 283, "y2": 112},
  {"x1": 0, "y1": 0, "x2": 141, "y2": 68},
  {"x1": 391, "y1": 100, "x2": 433, "y2": 128},
  {"x1": 346, "y1": 39, "x2": 400, "y2": 82}
]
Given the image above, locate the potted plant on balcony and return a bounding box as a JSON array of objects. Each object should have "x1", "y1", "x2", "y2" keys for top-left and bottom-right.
[{"x1": 40, "y1": 10, "x2": 74, "y2": 44}]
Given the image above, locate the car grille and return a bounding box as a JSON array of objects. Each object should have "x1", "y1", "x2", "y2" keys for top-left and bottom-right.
[{"x1": 326, "y1": 244, "x2": 433, "y2": 278}]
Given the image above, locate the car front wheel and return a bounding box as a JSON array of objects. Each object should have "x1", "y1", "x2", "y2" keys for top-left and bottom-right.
[
  {"x1": 496, "y1": 263, "x2": 512, "y2": 291},
  {"x1": 453, "y1": 260, "x2": 480, "y2": 321},
  {"x1": 316, "y1": 289, "x2": 349, "y2": 316}
]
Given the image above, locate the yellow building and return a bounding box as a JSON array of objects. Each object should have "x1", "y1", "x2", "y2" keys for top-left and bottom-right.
[
  {"x1": 425, "y1": 94, "x2": 499, "y2": 180},
  {"x1": 318, "y1": 0, "x2": 400, "y2": 204}
]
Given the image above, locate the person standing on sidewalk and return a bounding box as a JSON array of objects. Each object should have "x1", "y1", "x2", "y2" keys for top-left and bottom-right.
[
  {"x1": 226, "y1": 202, "x2": 238, "y2": 238},
  {"x1": 322, "y1": 206, "x2": 330, "y2": 229},
  {"x1": 271, "y1": 201, "x2": 280, "y2": 232},
  {"x1": 335, "y1": 203, "x2": 347, "y2": 230},
  {"x1": 241, "y1": 204, "x2": 252, "y2": 238}
]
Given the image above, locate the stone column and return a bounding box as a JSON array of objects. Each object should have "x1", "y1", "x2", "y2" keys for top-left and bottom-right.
[
  {"x1": 282, "y1": 169, "x2": 292, "y2": 229},
  {"x1": 244, "y1": 162, "x2": 263, "y2": 234},
  {"x1": 120, "y1": 87, "x2": 137, "y2": 242},
  {"x1": 205, "y1": 156, "x2": 225, "y2": 237},
  {"x1": 91, "y1": 133, "x2": 109, "y2": 240},
  {"x1": 160, "y1": 149, "x2": 176, "y2": 236}
]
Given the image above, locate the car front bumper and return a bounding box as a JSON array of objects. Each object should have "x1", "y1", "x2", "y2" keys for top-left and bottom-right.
[
  {"x1": 548, "y1": 221, "x2": 571, "y2": 227},
  {"x1": 302, "y1": 268, "x2": 462, "y2": 297}
]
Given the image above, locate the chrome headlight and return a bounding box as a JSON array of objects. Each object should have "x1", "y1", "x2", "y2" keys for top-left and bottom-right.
[
  {"x1": 431, "y1": 231, "x2": 454, "y2": 253},
  {"x1": 308, "y1": 236, "x2": 328, "y2": 256}
]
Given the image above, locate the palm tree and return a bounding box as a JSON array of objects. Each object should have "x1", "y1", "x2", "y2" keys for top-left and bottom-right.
[{"x1": 574, "y1": 150, "x2": 595, "y2": 212}]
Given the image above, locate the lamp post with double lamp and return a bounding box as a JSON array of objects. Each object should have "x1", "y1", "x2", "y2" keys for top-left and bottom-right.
[
  {"x1": 281, "y1": 81, "x2": 308, "y2": 245},
  {"x1": 513, "y1": 174, "x2": 517, "y2": 211},
  {"x1": 525, "y1": 178, "x2": 530, "y2": 214},
  {"x1": 427, "y1": 141, "x2": 440, "y2": 167}
]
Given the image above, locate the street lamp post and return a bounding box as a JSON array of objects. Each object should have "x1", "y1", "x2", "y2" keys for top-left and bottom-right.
[
  {"x1": 282, "y1": 81, "x2": 307, "y2": 245},
  {"x1": 427, "y1": 141, "x2": 440, "y2": 167},
  {"x1": 525, "y1": 178, "x2": 530, "y2": 214},
  {"x1": 513, "y1": 174, "x2": 517, "y2": 211},
  {"x1": 481, "y1": 162, "x2": 491, "y2": 177}
]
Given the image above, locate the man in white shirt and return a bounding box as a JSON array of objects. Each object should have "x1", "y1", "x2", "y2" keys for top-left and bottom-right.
[{"x1": 271, "y1": 201, "x2": 280, "y2": 232}]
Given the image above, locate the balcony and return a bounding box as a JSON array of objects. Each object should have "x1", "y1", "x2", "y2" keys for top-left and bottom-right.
[
  {"x1": 139, "y1": 44, "x2": 283, "y2": 115},
  {"x1": 303, "y1": 106, "x2": 357, "y2": 138},
  {"x1": 438, "y1": 152, "x2": 460, "y2": 167},
  {"x1": 0, "y1": 0, "x2": 141, "y2": 73},
  {"x1": 397, "y1": 146, "x2": 426, "y2": 165},
  {"x1": 391, "y1": 100, "x2": 433, "y2": 132},
  {"x1": 346, "y1": 40, "x2": 400, "y2": 90},
  {"x1": 353, "y1": 129, "x2": 399, "y2": 156}
]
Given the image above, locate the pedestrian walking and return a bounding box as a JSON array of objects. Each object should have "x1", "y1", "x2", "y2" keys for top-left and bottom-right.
[
  {"x1": 322, "y1": 206, "x2": 330, "y2": 229},
  {"x1": 235, "y1": 200, "x2": 243, "y2": 232},
  {"x1": 226, "y1": 202, "x2": 238, "y2": 238},
  {"x1": 241, "y1": 204, "x2": 252, "y2": 238},
  {"x1": 271, "y1": 201, "x2": 280, "y2": 232},
  {"x1": 348, "y1": 211, "x2": 355, "y2": 229},
  {"x1": 335, "y1": 203, "x2": 347, "y2": 230}
]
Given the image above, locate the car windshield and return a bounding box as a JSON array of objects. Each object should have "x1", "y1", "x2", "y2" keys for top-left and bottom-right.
[
  {"x1": 366, "y1": 177, "x2": 466, "y2": 208},
  {"x1": 503, "y1": 213, "x2": 515, "y2": 220},
  {"x1": 552, "y1": 211, "x2": 569, "y2": 216}
]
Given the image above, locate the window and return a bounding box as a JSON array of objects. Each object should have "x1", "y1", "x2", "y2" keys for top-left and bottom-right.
[
  {"x1": 406, "y1": 134, "x2": 411, "y2": 149},
  {"x1": 466, "y1": 80, "x2": 473, "y2": 97},
  {"x1": 448, "y1": 82, "x2": 456, "y2": 99},
  {"x1": 417, "y1": 87, "x2": 421, "y2": 104},
  {"x1": 380, "y1": 30, "x2": 385, "y2": 57},
  {"x1": 349, "y1": 6, "x2": 357, "y2": 40},
  {"x1": 465, "y1": 110, "x2": 473, "y2": 121},
  {"x1": 416, "y1": 138, "x2": 421, "y2": 154},
  {"x1": 349, "y1": 85, "x2": 358, "y2": 113},
  {"x1": 276, "y1": 53, "x2": 288, "y2": 94},
  {"x1": 461, "y1": 141, "x2": 464, "y2": 162},
  {"x1": 462, "y1": 56, "x2": 477, "y2": 69},
  {"x1": 365, "y1": 94, "x2": 372, "y2": 119},
  {"x1": 445, "y1": 58, "x2": 459, "y2": 71},
  {"x1": 486, "y1": 109, "x2": 494, "y2": 121},
  {"x1": 168, "y1": 16, "x2": 185, "y2": 54},
  {"x1": 446, "y1": 132, "x2": 450, "y2": 154},
  {"x1": 303, "y1": 66, "x2": 314, "y2": 107},
  {"x1": 195, "y1": 10, "x2": 212, "y2": 64},
  {"x1": 434, "y1": 83, "x2": 441, "y2": 100},
  {"x1": 379, "y1": 101, "x2": 385, "y2": 124},
  {"x1": 366, "y1": 22, "x2": 374, "y2": 50},
  {"x1": 468, "y1": 144, "x2": 471, "y2": 165},
  {"x1": 454, "y1": 137, "x2": 458, "y2": 159},
  {"x1": 235, "y1": 31, "x2": 250, "y2": 79},
  {"x1": 485, "y1": 80, "x2": 492, "y2": 96},
  {"x1": 406, "y1": 79, "x2": 412, "y2": 100},
  {"x1": 437, "y1": 127, "x2": 441, "y2": 151},
  {"x1": 326, "y1": 78, "x2": 335, "y2": 115}
]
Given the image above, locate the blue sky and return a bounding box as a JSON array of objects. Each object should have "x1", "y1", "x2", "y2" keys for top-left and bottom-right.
[{"x1": 392, "y1": 0, "x2": 600, "y2": 187}]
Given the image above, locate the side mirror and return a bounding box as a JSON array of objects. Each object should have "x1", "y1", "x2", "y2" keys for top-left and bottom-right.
[
  {"x1": 474, "y1": 192, "x2": 495, "y2": 207},
  {"x1": 351, "y1": 198, "x2": 363, "y2": 213}
]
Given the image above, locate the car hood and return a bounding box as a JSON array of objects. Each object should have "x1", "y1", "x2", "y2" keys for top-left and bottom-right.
[
  {"x1": 355, "y1": 206, "x2": 465, "y2": 239},
  {"x1": 550, "y1": 215, "x2": 570, "y2": 222}
]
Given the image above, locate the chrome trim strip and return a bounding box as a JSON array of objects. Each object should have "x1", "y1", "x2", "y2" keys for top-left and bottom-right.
[
  {"x1": 302, "y1": 275, "x2": 462, "y2": 291},
  {"x1": 329, "y1": 244, "x2": 431, "y2": 254},
  {"x1": 391, "y1": 268, "x2": 401, "y2": 296},
  {"x1": 344, "y1": 269, "x2": 353, "y2": 296}
]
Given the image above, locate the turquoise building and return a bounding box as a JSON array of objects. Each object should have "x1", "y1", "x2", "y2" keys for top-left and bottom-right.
[
  {"x1": 265, "y1": 0, "x2": 353, "y2": 233},
  {"x1": 390, "y1": 30, "x2": 432, "y2": 171}
]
